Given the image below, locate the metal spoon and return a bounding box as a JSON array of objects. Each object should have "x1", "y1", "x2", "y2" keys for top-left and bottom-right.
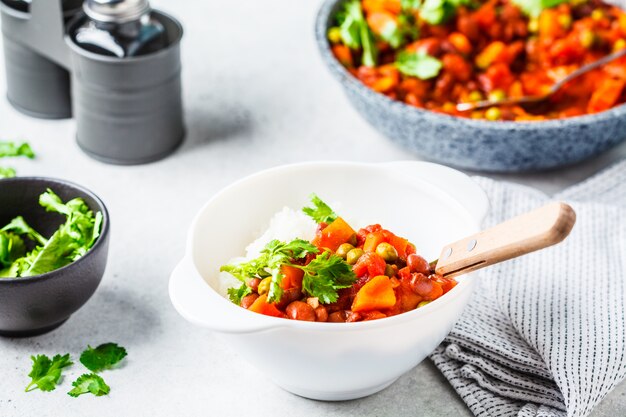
[
  {"x1": 456, "y1": 48, "x2": 626, "y2": 112},
  {"x1": 431, "y1": 202, "x2": 576, "y2": 278}
]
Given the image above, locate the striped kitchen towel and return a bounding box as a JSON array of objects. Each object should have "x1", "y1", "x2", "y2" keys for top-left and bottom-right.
[{"x1": 431, "y1": 161, "x2": 626, "y2": 417}]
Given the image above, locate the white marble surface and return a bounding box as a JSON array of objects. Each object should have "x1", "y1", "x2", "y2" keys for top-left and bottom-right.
[{"x1": 0, "y1": 0, "x2": 625, "y2": 415}]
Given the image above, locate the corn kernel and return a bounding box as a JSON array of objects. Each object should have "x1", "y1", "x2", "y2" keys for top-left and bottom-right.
[
  {"x1": 327, "y1": 27, "x2": 342, "y2": 44},
  {"x1": 485, "y1": 107, "x2": 502, "y2": 121},
  {"x1": 580, "y1": 29, "x2": 595, "y2": 49},
  {"x1": 528, "y1": 18, "x2": 539, "y2": 33},
  {"x1": 488, "y1": 89, "x2": 507, "y2": 102},
  {"x1": 468, "y1": 90, "x2": 483, "y2": 102},
  {"x1": 442, "y1": 102, "x2": 456, "y2": 112},
  {"x1": 591, "y1": 9, "x2": 604, "y2": 21},
  {"x1": 558, "y1": 14, "x2": 572, "y2": 29}
]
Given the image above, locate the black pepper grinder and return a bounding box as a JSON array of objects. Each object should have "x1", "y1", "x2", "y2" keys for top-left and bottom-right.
[
  {"x1": 66, "y1": 0, "x2": 185, "y2": 164},
  {"x1": 74, "y1": 0, "x2": 167, "y2": 57}
]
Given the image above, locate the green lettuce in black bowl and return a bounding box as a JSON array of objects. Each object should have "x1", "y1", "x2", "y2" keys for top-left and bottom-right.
[{"x1": 0, "y1": 177, "x2": 110, "y2": 337}]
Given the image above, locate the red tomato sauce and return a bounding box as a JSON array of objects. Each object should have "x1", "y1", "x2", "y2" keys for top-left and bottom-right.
[{"x1": 329, "y1": 0, "x2": 626, "y2": 120}]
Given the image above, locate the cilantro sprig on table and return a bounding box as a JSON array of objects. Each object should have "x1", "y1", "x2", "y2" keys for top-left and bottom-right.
[
  {"x1": 25, "y1": 354, "x2": 73, "y2": 392},
  {"x1": 0, "y1": 141, "x2": 34, "y2": 178},
  {"x1": 68, "y1": 374, "x2": 110, "y2": 398},
  {"x1": 24, "y1": 343, "x2": 127, "y2": 398},
  {"x1": 80, "y1": 343, "x2": 127, "y2": 373}
]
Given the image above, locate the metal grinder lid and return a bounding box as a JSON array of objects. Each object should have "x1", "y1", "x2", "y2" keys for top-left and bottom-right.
[{"x1": 84, "y1": 0, "x2": 151, "y2": 23}]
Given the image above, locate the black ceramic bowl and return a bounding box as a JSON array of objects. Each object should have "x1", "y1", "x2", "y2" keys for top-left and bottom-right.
[
  {"x1": 0, "y1": 177, "x2": 109, "y2": 337},
  {"x1": 315, "y1": 0, "x2": 626, "y2": 172}
]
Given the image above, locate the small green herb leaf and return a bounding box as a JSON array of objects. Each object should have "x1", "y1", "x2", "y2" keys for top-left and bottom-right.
[
  {"x1": 80, "y1": 343, "x2": 127, "y2": 373},
  {"x1": 25, "y1": 354, "x2": 72, "y2": 392},
  {"x1": 302, "y1": 194, "x2": 338, "y2": 224},
  {"x1": 222, "y1": 239, "x2": 320, "y2": 304},
  {"x1": 228, "y1": 283, "x2": 253, "y2": 305},
  {"x1": 396, "y1": 50, "x2": 443, "y2": 79},
  {"x1": 68, "y1": 374, "x2": 110, "y2": 397},
  {"x1": 335, "y1": 0, "x2": 378, "y2": 66},
  {"x1": 0, "y1": 141, "x2": 34, "y2": 159},
  {"x1": 0, "y1": 167, "x2": 16, "y2": 178},
  {"x1": 511, "y1": 0, "x2": 568, "y2": 17},
  {"x1": 299, "y1": 251, "x2": 356, "y2": 304}
]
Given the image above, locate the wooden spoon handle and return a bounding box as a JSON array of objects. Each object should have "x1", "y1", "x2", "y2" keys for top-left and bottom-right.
[{"x1": 434, "y1": 202, "x2": 576, "y2": 278}]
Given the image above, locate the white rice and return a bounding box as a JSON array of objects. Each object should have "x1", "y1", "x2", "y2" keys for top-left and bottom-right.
[{"x1": 217, "y1": 207, "x2": 318, "y2": 297}]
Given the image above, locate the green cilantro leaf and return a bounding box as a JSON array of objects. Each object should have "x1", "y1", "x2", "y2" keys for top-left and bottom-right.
[
  {"x1": 402, "y1": 0, "x2": 422, "y2": 10},
  {"x1": 299, "y1": 251, "x2": 356, "y2": 304},
  {"x1": 335, "y1": 0, "x2": 378, "y2": 66},
  {"x1": 68, "y1": 373, "x2": 110, "y2": 397},
  {"x1": 79, "y1": 343, "x2": 127, "y2": 373},
  {"x1": 227, "y1": 283, "x2": 253, "y2": 305},
  {"x1": 511, "y1": 0, "x2": 568, "y2": 17},
  {"x1": 0, "y1": 167, "x2": 16, "y2": 178},
  {"x1": 302, "y1": 194, "x2": 338, "y2": 224},
  {"x1": 25, "y1": 354, "x2": 72, "y2": 392},
  {"x1": 222, "y1": 239, "x2": 319, "y2": 304},
  {"x1": 395, "y1": 50, "x2": 443, "y2": 79},
  {"x1": 0, "y1": 141, "x2": 34, "y2": 159}
]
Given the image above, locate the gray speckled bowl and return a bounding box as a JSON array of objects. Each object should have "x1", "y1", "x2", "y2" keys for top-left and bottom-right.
[{"x1": 315, "y1": 0, "x2": 626, "y2": 172}]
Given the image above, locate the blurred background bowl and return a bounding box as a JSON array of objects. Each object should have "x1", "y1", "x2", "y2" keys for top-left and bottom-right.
[
  {"x1": 315, "y1": 0, "x2": 626, "y2": 173},
  {"x1": 0, "y1": 177, "x2": 110, "y2": 337}
]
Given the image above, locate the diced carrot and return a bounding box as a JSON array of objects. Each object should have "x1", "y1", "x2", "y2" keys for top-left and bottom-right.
[
  {"x1": 352, "y1": 275, "x2": 397, "y2": 312},
  {"x1": 371, "y1": 76, "x2": 398, "y2": 93},
  {"x1": 312, "y1": 217, "x2": 356, "y2": 252},
  {"x1": 248, "y1": 294, "x2": 286, "y2": 318},
  {"x1": 508, "y1": 80, "x2": 524, "y2": 98},
  {"x1": 363, "y1": 231, "x2": 386, "y2": 252},
  {"x1": 367, "y1": 11, "x2": 397, "y2": 37},
  {"x1": 588, "y1": 78, "x2": 626, "y2": 113},
  {"x1": 475, "y1": 41, "x2": 506, "y2": 69},
  {"x1": 539, "y1": 9, "x2": 564, "y2": 39},
  {"x1": 448, "y1": 32, "x2": 472, "y2": 55},
  {"x1": 332, "y1": 45, "x2": 353, "y2": 67},
  {"x1": 280, "y1": 265, "x2": 304, "y2": 290},
  {"x1": 388, "y1": 234, "x2": 409, "y2": 259},
  {"x1": 362, "y1": 0, "x2": 401, "y2": 15},
  {"x1": 443, "y1": 53, "x2": 472, "y2": 81}
]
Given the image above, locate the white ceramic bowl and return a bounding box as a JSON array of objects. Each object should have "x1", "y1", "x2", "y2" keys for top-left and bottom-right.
[{"x1": 169, "y1": 161, "x2": 489, "y2": 401}]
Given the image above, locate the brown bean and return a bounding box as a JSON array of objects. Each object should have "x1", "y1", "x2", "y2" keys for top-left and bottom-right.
[
  {"x1": 314, "y1": 306, "x2": 328, "y2": 322},
  {"x1": 275, "y1": 287, "x2": 302, "y2": 310},
  {"x1": 247, "y1": 278, "x2": 261, "y2": 293},
  {"x1": 407, "y1": 254, "x2": 431, "y2": 275},
  {"x1": 346, "y1": 311, "x2": 363, "y2": 322},
  {"x1": 328, "y1": 310, "x2": 347, "y2": 323},
  {"x1": 240, "y1": 293, "x2": 259, "y2": 309},
  {"x1": 286, "y1": 301, "x2": 316, "y2": 322}
]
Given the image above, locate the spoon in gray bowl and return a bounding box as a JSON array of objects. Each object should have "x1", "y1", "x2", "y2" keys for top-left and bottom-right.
[{"x1": 456, "y1": 48, "x2": 626, "y2": 112}]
